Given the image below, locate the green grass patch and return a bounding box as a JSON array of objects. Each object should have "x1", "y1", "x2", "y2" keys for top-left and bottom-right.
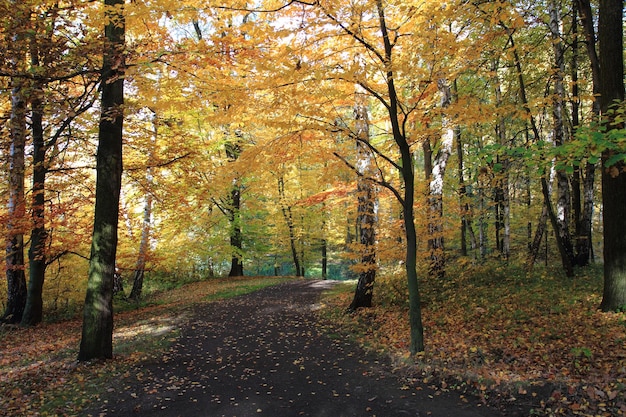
[{"x1": 204, "y1": 277, "x2": 291, "y2": 301}]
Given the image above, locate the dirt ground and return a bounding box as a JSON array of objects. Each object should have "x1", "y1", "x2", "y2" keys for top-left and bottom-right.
[{"x1": 84, "y1": 280, "x2": 530, "y2": 417}]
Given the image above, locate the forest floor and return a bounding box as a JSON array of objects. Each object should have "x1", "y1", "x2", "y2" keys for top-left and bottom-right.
[{"x1": 0, "y1": 266, "x2": 624, "y2": 417}]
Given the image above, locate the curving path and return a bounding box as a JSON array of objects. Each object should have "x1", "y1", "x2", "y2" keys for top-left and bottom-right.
[{"x1": 86, "y1": 280, "x2": 517, "y2": 417}]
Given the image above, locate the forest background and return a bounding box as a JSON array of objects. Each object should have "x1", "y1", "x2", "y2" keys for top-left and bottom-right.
[{"x1": 1, "y1": 0, "x2": 626, "y2": 414}]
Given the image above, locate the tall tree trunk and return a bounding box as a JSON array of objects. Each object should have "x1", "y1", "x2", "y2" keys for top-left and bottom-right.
[
  {"x1": 492, "y1": 66, "x2": 511, "y2": 260},
  {"x1": 278, "y1": 176, "x2": 303, "y2": 277},
  {"x1": 549, "y1": 0, "x2": 576, "y2": 270},
  {"x1": 457, "y1": 127, "x2": 468, "y2": 257},
  {"x1": 349, "y1": 89, "x2": 377, "y2": 311},
  {"x1": 425, "y1": 79, "x2": 454, "y2": 279},
  {"x1": 227, "y1": 185, "x2": 244, "y2": 276},
  {"x1": 573, "y1": 0, "x2": 598, "y2": 267},
  {"x1": 225, "y1": 141, "x2": 244, "y2": 277},
  {"x1": 4, "y1": 9, "x2": 28, "y2": 323},
  {"x1": 507, "y1": 27, "x2": 574, "y2": 276},
  {"x1": 321, "y1": 237, "x2": 327, "y2": 279},
  {"x1": 22, "y1": 77, "x2": 47, "y2": 326},
  {"x1": 4, "y1": 69, "x2": 27, "y2": 325},
  {"x1": 477, "y1": 171, "x2": 488, "y2": 260},
  {"x1": 376, "y1": 0, "x2": 423, "y2": 352},
  {"x1": 129, "y1": 111, "x2": 157, "y2": 300},
  {"x1": 598, "y1": 0, "x2": 626, "y2": 311},
  {"x1": 79, "y1": 0, "x2": 125, "y2": 361},
  {"x1": 129, "y1": 171, "x2": 153, "y2": 301}
]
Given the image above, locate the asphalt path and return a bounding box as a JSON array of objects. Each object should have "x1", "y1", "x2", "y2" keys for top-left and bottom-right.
[{"x1": 85, "y1": 280, "x2": 517, "y2": 417}]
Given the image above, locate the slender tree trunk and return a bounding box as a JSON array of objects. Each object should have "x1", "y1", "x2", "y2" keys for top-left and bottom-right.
[
  {"x1": 457, "y1": 127, "x2": 468, "y2": 257},
  {"x1": 278, "y1": 176, "x2": 303, "y2": 276},
  {"x1": 477, "y1": 172, "x2": 488, "y2": 260},
  {"x1": 227, "y1": 185, "x2": 244, "y2": 276},
  {"x1": 425, "y1": 79, "x2": 454, "y2": 279},
  {"x1": 22, "y1": 77, "x2": 47, "y2": 326},
  {"x1": 129, "y1": 177, "x2": 153, "y2": 301},
  {"x1": 79, "y1": 0, "x2": 125, "y2": 361},
  {"x1": 4, "y1": 74, "x2": 27, "y2": 325},
  {"x1": 321, "y1": 237, "x2": 327, "y2": 279},
  {"x1": 549, "y1": 0, "x2": 576, "y2": 270},
  {"x1": 349, "y1": 89, "x2": 377, "y2": 311},
  {"x1": 598, "y1": 0, "x2": 626, "y2": 311},
  {"x1": 528, "y1": 205, "x2": 550, "y2": 268},
  {"x1": 4, "y1": 14, "x2": 28, "y2": 323},
  {"x1": 225, "y1": 141, "x2": 244, "y2": 277},
  {"x1": 573, "y1": 0, "x2": 598, "y2": 266},
  {"x1": 492, "y1": 67, "x2": 511, "y2": 260},
  {"x1": 376, "y1": 0, "x2": 423, "y2": 352},
  {"x1": 506, "y1": 28, "x2": 574, "y2": 276}
]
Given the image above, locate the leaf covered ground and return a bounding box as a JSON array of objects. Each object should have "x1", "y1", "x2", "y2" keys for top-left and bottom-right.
[
  {"x1": 1, "y1": 265, "x2": 625, "y2": 417},
  {"x1": 0, "y1": 276, "x2": 289, "y2": 417},
  {"x1": 323, "y1": 263, "x2": 626, "y2": 416}
]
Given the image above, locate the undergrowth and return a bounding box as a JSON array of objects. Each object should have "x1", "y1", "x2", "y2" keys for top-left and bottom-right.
[{"x1": 321, "y1": 261, "x2": 626, "y2": 417}]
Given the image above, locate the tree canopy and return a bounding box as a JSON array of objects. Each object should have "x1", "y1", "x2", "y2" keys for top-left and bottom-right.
[{"x1": 0, "y1": 0, "x2": 624, "y2": 356}]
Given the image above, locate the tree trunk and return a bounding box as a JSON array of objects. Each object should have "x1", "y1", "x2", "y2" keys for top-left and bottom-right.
[
  {"x1": 598, "y1": 0, "x2": 626, "y2": 311},
  {"x1": 79, "y1": 0, "x2": 125, "y2": 361},
  {"x1": 321, "y1": 237, "x2": 327, "y2": 279},
  {"x1": 457, "y1": 127, "x2": 468, "y2": 257},
  {"x1": 492, "y1": 66, "x2": 511, "y2": 260},
  {"x1": 573, "y1": 0, "x2": 599, "y2": 267},
  {"x1": 477, "y1": 171, "x2": 489, "y2": 260},
  {"x1": 225, "y1": 141, "x2": 244, "y2": 277},
  {"x1": 549, "y1": 0, "x2": 576, "y2": 271},
  {"x1": 22, "y1": 77, "x2": 47, "y2": 326},
  {"x1": 507, "y1": 28, "x2": 574, "y2": 276},
  {"x1": 129, "y1": 112, "x2": 157, "y2": 300},
  {"x1": 129, "y1": 180, "x2": 153, "y2": 300},
  {"x1": 278, "y1": 176, "x2": 303, "y2": 276},
  {"x1": 376, "y1": 0, "x2": 423, "y2": 353},
  {"x1": 425, "y1": 79, "x2": 454, "y2": 279},
  {"x1": 349, "y1": 89, "x2": 377, "y2": 311},
  {"x1": 4, "y1": 24, "x2": 28, "y2": 324},
  {"x1": 227, "y1": 185, "x2": 244, "y2": 276}
]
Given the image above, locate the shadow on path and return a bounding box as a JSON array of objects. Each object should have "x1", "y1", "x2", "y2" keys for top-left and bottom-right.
[{"x1": 86, "y1": 279, "x2": 515, "y2": 417}]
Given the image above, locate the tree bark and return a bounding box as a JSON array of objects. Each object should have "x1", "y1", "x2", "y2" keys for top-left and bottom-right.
[
  {"x1": 22, "y1": 76, "x2": 47, "y2": 326},
  {"x1": 278, "y1": 176, "x2": 303, "y2": 277},
  {"x1": 4, "y1": 12, "x2": 28, "y2": 323},
  {"x1": 425, "y1": 79, "x2": 454, "y2": 279},
  {"x1": 225, "y1": 140, "x2": 244, "y2": 277},
  {"x1": 573, "y1": 0, "x2": 598, "y2": 267},
  {"x1": 598, "y1": 0, "x2": 626, "y2": 311},
  {"x1": 79, "y1": 0, "x2": 125, "y2": 361},
  {"x1": 348, "y1": 89, "x2": 377, "y2": 311},
  {"x1": 549, "y1": 0, "x2": 576, "y2": 271},
  {"x1": 492, "y1": 66, "x2": 511, "y2": 260},
  {"x1": 376, "y1": 0, "x2": 423, "y2": 352},
  {"x1": 129, "y1": 176, "x2": 153, "y2": 300}
]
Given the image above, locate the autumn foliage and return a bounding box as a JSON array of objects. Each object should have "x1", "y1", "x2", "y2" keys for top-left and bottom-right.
[{"x1": 0, "y1": 0, "x2": 625, "y2": 414}]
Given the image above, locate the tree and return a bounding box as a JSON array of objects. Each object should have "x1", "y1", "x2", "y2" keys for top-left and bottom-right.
[
  {"x1": 598, "y1": 0, "x2": 626, "y2": 311},
  {"x1": 3, "y1": 0, "x2": 28, "y2": 324},
  {"x1": 78, "y1": 0, "x2": 125, "y2": 361},
  {"x1": 129, "y1": 110, "x2": 157, "y2": 301},
  {"x1": 348, "y1": 88, "x2": 378, "y2": 311},
  {"x1": 21, "y1": 0, "x2": 99, "y2": 326}
]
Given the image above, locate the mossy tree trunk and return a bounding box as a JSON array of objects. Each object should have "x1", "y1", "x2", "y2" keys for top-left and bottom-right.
[{"x1": 78, "y1": 0, "x2": 125, "y2": 361}]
